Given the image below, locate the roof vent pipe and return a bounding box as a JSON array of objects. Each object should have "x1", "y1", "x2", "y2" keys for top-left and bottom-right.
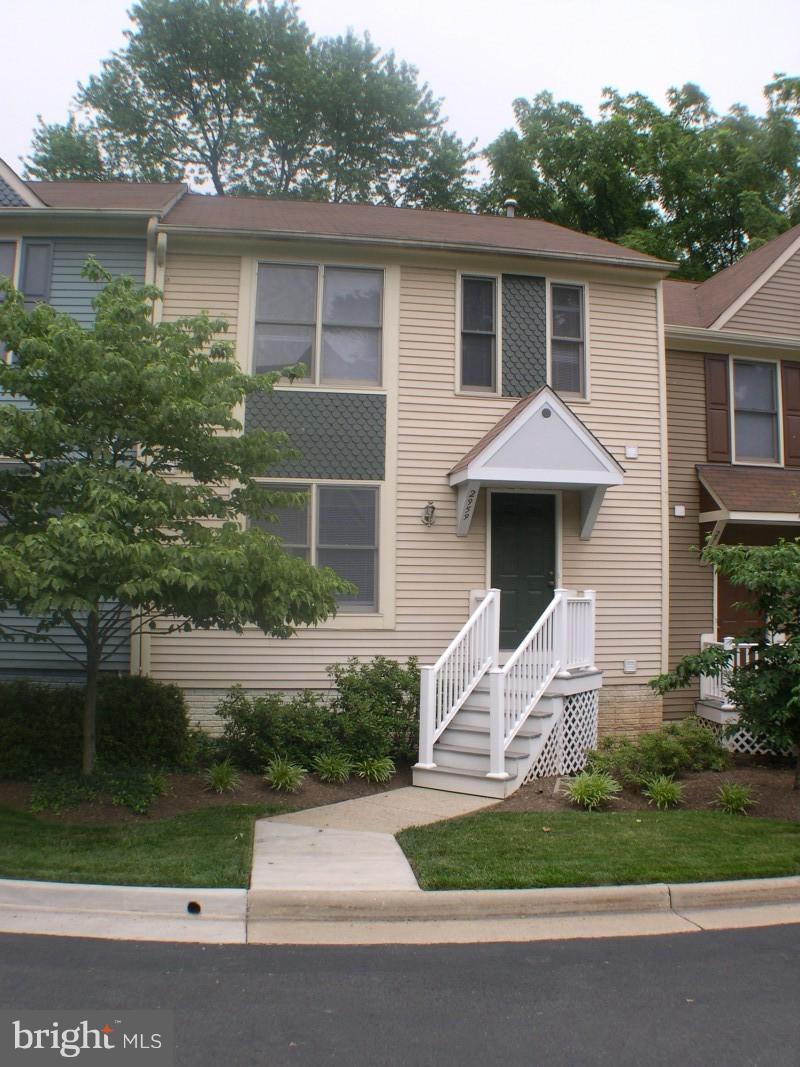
[{"x1": 503, "y1": 198, "x2": 518, "y2": 218}]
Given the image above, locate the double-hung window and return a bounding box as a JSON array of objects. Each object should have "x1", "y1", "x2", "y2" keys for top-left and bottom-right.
[
  {"x1": 460, "y1": 275, "x2": 497, "y2": 390},
  {"x1": 253, "y1": 264, "x2": 382, "y2": 385},
  {"x1": 550, "y1": 283, "x2": 585, "y2": 395},
  {"x1": 252, "y1": 484, "x2": 379, "y2": 612},
  {"x1": 733, "y1": 360, "x2": 780, "y2": 463}
]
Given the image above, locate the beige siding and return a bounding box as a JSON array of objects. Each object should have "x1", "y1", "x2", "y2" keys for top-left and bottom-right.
[
  {"x1": 727, "y1": 246, "x2": 800, "y2": 337},
  {"x1": 162, "y1": 252, "x2": 240, "y2": 340},
  {"x1": 664, "y1": 349, "x2": 714, "y2": 717},
  {"x1": 148, "y1": 259, "x2": 667, "y2": 734}
]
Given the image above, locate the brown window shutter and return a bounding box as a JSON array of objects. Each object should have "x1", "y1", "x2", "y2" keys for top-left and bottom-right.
[
  {"x1": 705, "y1": 355, "x2": 731, "y2": 462},
  {"x1": 782, "y1": 361, "x2": 800, "y2": 467}
]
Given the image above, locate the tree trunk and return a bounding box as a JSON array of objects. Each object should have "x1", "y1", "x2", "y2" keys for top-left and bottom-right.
[
  {"x1": 82, "y1": 610, "x2": 101, "y2": 777},
  {"x1": 794, "y1": 743, "x2": 800, "y2": 791}
]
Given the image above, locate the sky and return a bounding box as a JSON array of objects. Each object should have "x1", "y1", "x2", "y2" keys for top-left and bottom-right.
[{"x1": 2, "y1": 0, "x2": 798, "y2": 176}]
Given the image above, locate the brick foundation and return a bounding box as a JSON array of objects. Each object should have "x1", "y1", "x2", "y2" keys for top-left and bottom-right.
[{"x1": 597, "y1": 684, "x2": 663, "y2": 738}]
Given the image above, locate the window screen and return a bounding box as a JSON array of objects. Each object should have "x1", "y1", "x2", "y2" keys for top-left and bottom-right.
[
  {"x1": 461, "y1": 276, "x2": 496, "y2": 389},
  {"x1": 734, "y1": 361, "x2": 779, "y2": 462},
  {"x1": 20, "y1": 242, "x2": 53, "y2": 309},
  {"x1": 251, "y1": 485, "x2": 310, "y2": 559},
  {"x1": 317, "y1": 486, "x2": 378, "y2": 610},
  {"x1": 321, "y1": 268, "x2": 382, "y2": 383},
  {"x1": 551, "y1": 284, "x2": 585, "y2": 395},
  {"x1": 254, "y1": 265, "x2": 317, "y2": 377}
]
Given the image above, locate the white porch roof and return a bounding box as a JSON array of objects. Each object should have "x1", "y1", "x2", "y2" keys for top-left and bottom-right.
[{"x1": 448, "y1": 386, "x2": 624, "y2": 539}]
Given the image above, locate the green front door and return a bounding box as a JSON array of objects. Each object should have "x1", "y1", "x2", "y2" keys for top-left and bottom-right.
[{"x1": 490, "y1": 492, "x2": 556, "y2": 649}]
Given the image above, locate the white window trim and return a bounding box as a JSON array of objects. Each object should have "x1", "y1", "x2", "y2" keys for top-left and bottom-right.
[
  {"x1": 252, "y1": 260, "x2": 385, "y2": 388},
  {"x1": 728, "y1": 354, "x2": 784, "y2": 467},
  {"x1": 455, "y1": 270, "x2": 502, "y2": 397},
  {"x1": 548, "y1": 279, "x2": 590, "y2": 403},
  {"x1": 251, "y1": 477, "x2": 393, "y2": 629}
]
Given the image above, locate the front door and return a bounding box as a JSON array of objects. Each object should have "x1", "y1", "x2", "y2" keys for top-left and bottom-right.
[{"x1": 490, "y1": 492, "x2": 556, "y2": 649}]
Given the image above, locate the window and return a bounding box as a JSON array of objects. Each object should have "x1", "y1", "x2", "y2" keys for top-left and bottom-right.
[
  {"x1": 550, "y1": 284, "x2": 585, "y2": 395},
  {"x1": 460, "y1": 276, "x2": 496, "y2": 389},
  {"x1": 252, "y1": 484, "x2": 379, "y2": 611},
  {"x1": 253, "y1": 264, "x2": 382, "y2": 385},
  {"x1": 20, "y1": 242, "x2": 53, "y2": 309},
  {"x1": 733, "y1": 360, "x2": 779, "y2": 463},
  {"x1": 0, "y1": 242, "x2": 17, "y2": 367}
]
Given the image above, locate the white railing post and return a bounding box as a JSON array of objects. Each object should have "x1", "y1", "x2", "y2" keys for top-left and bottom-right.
[
  {"x1": 417, "y1": 666, "x2": 437, "y2": 768},
  {"x1": 554, "y1": 588, "x2": 571, "y2": 678},
  {"x1": 584, "y1": 589, "x2": 596, "y2": 669},
  {"x1": 489, "y1": 587, "x2": 501, "y2": 666},
  {"x1": 488, "y1": 667, "x2": 508, "y2": 779}
]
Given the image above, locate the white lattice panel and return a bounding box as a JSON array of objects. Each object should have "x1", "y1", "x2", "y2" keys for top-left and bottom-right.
[
  {"x1": 525, "y1": 690, "x2": 599, "y2": 782},
  {"x1": 697, "y1": 714, "x2": 787, "y2": 756}
]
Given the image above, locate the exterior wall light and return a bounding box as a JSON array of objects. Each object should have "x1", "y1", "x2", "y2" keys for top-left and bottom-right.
[{"x1": 421, "y1": 501, "x2": 437, "y2": 527}]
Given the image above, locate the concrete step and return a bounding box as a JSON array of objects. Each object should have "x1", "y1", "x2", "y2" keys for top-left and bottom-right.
[
  {"x1": 433, "y1": 742, "x2": 529, "y2": 774},
  {"x1": 412, "y1": 764, "x2": 517, "y2": 799}
]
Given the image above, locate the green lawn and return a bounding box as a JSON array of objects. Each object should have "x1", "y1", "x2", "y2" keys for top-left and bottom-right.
[
  {"x1": 397, "y1": 811, "x2": 800, "y2": 890},
  {"x1": 0, "y1": 804, "x2": 281, "y2": 888}
]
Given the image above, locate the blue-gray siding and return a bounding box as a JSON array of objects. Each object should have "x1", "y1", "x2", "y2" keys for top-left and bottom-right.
[
  {"x1": 0, "y1": 608, "x2": 132, "y2": 677},
  {"x1": 245, "y1": 390, "x2": 386, "y2": 480},
  {"x1": 0, "y1": 238, "x2": 145, "y2": 676},
  {"x1": 502, "y1": 274, "x2": 548, "y2": 397}
]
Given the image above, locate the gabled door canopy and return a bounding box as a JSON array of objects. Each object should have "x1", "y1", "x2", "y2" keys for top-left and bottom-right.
[{"x1": 449, "y1": 386, "x2": 624, "y2": 539}]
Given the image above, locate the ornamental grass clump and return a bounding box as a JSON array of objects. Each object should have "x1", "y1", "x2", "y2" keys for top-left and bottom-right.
[
  {"x1": 641, "y1": 774, "x2": 684, "y2": 811},
  {"x1": 312, "y1": 752, "x2": 353, "y2": 784},
  {"x1": 715, "y1": 781, "x2": 757, "y2": 816},
  {"x1": 354, "y1": 756, "x2": 395, "y2": 784},
  {"x1": 263, "y1": 756, "x2": 307, "y2": 793},
  {"x1": 565, "y1": 771, "x2": 622, "y2": 811},
  {"x1": 202, "y1": 759, "x2": 242, "y2": 795}
]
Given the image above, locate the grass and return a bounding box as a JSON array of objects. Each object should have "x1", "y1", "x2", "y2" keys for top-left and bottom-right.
[
  {"x1": 397, "y1": 811, "x2": 800, "y2": 890},
  {"x1": 0, "y1": 804, "x2": 282, "y2": 888}
]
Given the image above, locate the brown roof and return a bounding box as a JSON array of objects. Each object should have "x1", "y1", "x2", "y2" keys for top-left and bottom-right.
[
  {"x1": 450, "y1": 389, "x2": 547, "y2": 475},
  {"x1": 665, "y1": 224, "x2": 800, "y2": 329},
  {"x1": 697, "y1": 464, "x2": 800, "y2": 514},
  {"x1": 25, "y1": 181, "x2": 187, "y2": 212},
  {"x1": 161, "y1": 193, "x2": 673, "y2": 269}
]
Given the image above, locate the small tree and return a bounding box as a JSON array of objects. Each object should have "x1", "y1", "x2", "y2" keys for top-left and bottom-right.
[
  {"x1": 0, "y1": 263, "x2": 349, "y2": 774},
  {"x1": 652, "y1": 538, "x2": 800, "y2": 788}
]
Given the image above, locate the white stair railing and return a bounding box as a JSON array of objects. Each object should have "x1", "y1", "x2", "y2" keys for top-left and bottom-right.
[
  {"x1": 416, "y1": 589, "x2": 500, "y2": 767},
  {"x1": 488, "y1": 590, "x2": 568, "y2": 777},
  {"x1": 565, "y1": 590, "x2": 596, "y2": 670},
  {"x1": 699, "y1": 636, "x2": 759, "y2": 708}
]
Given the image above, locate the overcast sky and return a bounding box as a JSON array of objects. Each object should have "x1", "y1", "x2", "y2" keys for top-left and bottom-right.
[{"x1": 2, "y1": 0, "x2": 798, "y2": 176}]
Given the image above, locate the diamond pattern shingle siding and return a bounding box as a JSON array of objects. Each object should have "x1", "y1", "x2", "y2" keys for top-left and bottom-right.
[
  {"x1": 0, "y1": 176, "x2": 27, "y2": 207},
  {"x1": 501, "y1": 274, "x2": 547, "y2": 397},
  {"x1": 245, "y1": 390, "x2": 385, "y2": 480}
]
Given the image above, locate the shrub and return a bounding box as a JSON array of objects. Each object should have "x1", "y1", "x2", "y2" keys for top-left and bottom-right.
[
  {"x1": 0, "y1": 676, "x2": 191, "y2": 779},
  {"x1": 202, "y1": 759, "x2": 242, "y2": 795},
  {"x1": 715, "y1": 782, "x2": 757, "y2": 816},
  {"x1": 354, "y1": 755, "x2": 396, "y2": 784},
  {"x1": 641, "y1": 774, "x2": 684, "y2": 810},
  {"x1": 313, "y1": 752, "x2": 353, "y2": 784},
  {"x1": 263, "y1": 755, "x2": 307, "y2": 793},
  {"x1": 107, "y1": 768, "x2": 168, "y2": 814},
  {"x1": 565, "y1": 771, "x2": 622, "y2": 811},
  {"x1": 585, "y1": 718, "x2": 728, "y2": 786},
  {"x1": 329, "y1": 656, "x2": 419, "y2": 762},
  {"x1": 216, "y1": 687, "x2": 335, "y2": 771},
  {"x1": 29, "y1": 772, "x2": 101, "y2": 814},
  {"x1": 29, "y1": 766, "x2": 168, "y2": 815}
]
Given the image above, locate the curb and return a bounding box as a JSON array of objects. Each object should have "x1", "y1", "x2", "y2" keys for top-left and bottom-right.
[{"x1": 0, "y1": 879, "x2": 248, "y2": 943}]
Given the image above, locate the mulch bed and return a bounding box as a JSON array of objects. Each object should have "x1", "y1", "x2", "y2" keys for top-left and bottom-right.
[
  {"x1": 495, "y1": 755, "x2": 800, "y2": 821},
  {"x1": 0, "y1": 765, "x2": 413, "y2": 826}
]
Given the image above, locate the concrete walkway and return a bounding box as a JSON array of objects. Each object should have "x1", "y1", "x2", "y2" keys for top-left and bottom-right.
[{"x1": 250, "y1": 787, "x2": 494, "y2": 896}]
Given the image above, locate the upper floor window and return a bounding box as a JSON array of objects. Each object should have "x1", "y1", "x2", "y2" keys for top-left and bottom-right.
[
  {"x1": 733, "y1": 360, "x2": 779, "y2": 463},
  {"x1": 0, "y1": 242, "x2": 15, "y2": 286},
  {"x1": 254, "y1": 264, "x2": 382, "y2": 385},
  {"x1": 460, "y1": 275, "x2": 497, "y2": 390},
  {"x1": 251, "y1": 483, "x2": 379, "y2": 612},
  {"x1": 19, "y1": 242, "x2": 53, "y2": 310},
  {"x1": 550, "y1": 283, "x2": 585, "y2": 396}
]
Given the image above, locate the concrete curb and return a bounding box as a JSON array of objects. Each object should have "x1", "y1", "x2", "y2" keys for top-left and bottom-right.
[{"x1": 0, "y1": 879, "x2": 248, "y2": 943}]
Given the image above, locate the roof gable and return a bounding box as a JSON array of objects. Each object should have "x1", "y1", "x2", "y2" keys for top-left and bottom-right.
[{"x1": 0, "y1": 158, "x2": 44, "y2": 208}]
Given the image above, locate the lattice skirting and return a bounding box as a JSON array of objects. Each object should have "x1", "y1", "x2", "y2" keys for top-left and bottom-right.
[
  {"x1": 525, "y1": 690, "x2": 599, "y2": 782},
  {"x1": 695, "y1": 713, "x2": 789, "y2": 757}
]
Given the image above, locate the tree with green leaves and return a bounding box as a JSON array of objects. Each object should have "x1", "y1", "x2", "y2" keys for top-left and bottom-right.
[
  {"x1": 651, "y1": 538, "x2": 800, "y2": 787},
  {"x1": 483, "y1": 77, "x2": 800, "y2": 278},
  {"x1": 0, "y1": 262, "x2": 349, "y2": 774},
  {"x1": 25, "y1": 0, "x2": 476, "y2": 208}
]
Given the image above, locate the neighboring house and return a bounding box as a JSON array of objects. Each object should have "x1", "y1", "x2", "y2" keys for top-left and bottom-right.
[
  {"x1": 663, "y1": 224, "x2": 800, "y2": 740},
  {"x1": 16, "y1": 156, "x2": 792, "y2": 795}
]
